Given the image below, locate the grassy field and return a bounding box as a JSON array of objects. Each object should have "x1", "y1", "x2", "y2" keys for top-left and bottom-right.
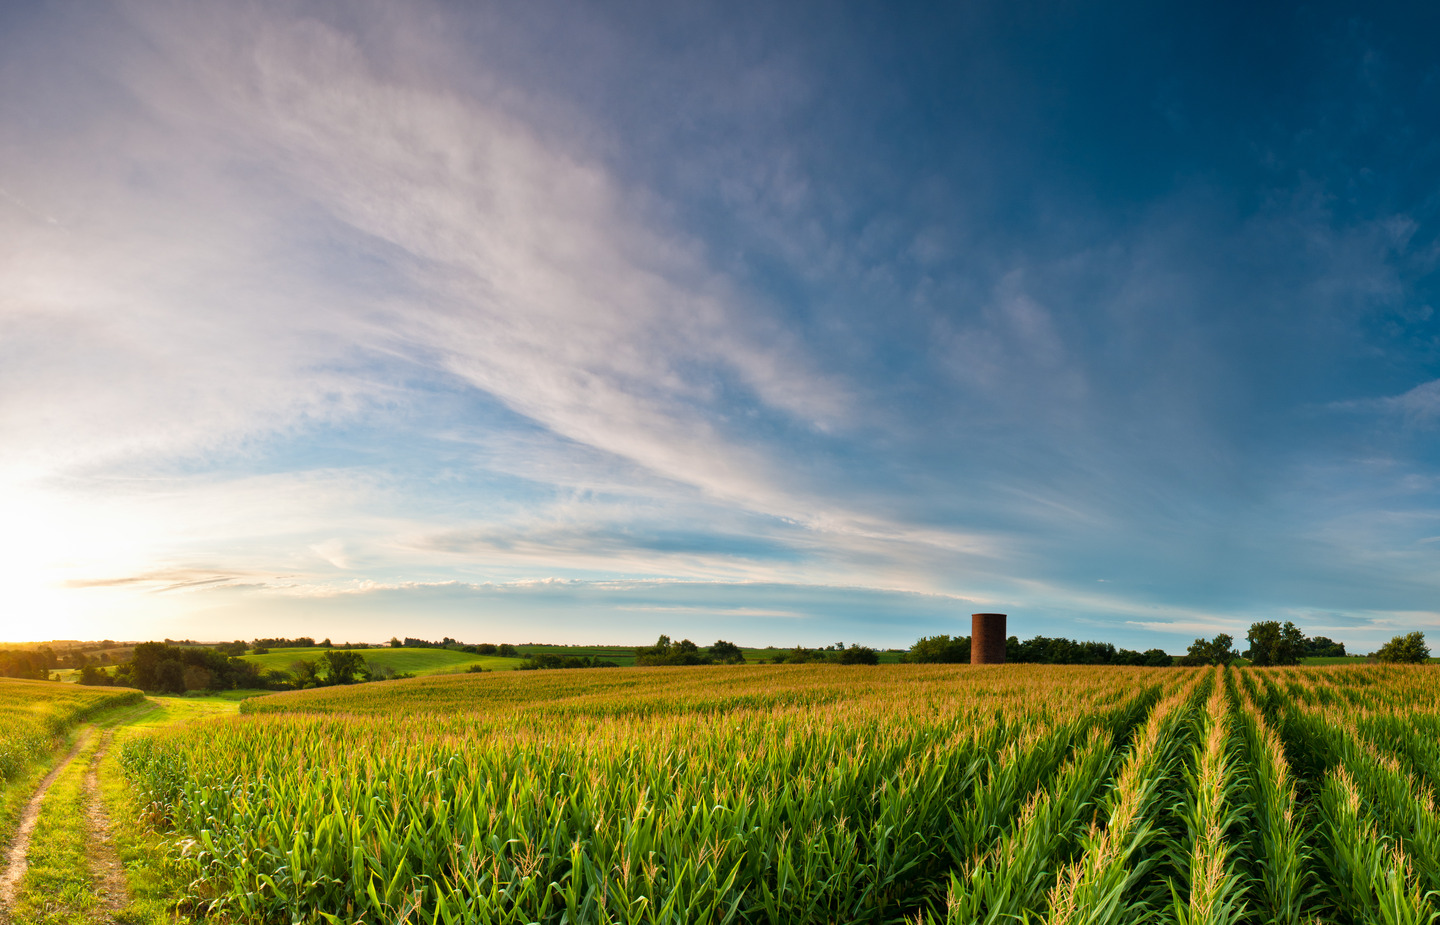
[
  {"x1": 108, "y1": 661, "x2": 1440, "y2": 924},
  {"x1": 242, "y1": 645, "x2": 524, "y2": 676}
]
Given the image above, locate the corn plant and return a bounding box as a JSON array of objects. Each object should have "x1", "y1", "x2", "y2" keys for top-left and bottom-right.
[
  {"x1": 1039, "y1": 672, "x2": 1203, "y2": 925},
  {"x1": 102, "y1": 663, "x2": 1440, "y2": 925},
  {"x1": 1316, "y1": 767, "x2": 1434, "y2": 925},
  {"x1": 0, "y1": 678, "x2": 141, "y2": 786},
  {"x1": 1235, "y1": 670, "x2": 1311, "y2": 925},
  {"x1": 1165, "y1": 669, "x2": 1247, "y2": 925}
]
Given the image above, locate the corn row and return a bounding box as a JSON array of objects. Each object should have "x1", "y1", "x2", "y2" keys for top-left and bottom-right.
[
  {"x1": 1166, "y1": 668, "x2": 1246, "y2": 925},
  {"x1": 1234, "y1": 670, "x2": 1309, "y2": 925},
  {"x1": 1291, "y1": 703, "x2": 1440, "y2": 902},
  {"x1": 940, "y1": 726, "x2": 1117, "y2": 924},
  {"x1": 1041, "y1": 671, "x2": 1203, "y2": 925},
  {"x1": 1316, "y1": 768, "x2": 1432, "y2": 925},
  {"x1": 121, "y1": 665, "x2": 1181, "y2": 924},
  {"x1": 1273, "y1": 691, "x2": 1439, "y2": 923}
]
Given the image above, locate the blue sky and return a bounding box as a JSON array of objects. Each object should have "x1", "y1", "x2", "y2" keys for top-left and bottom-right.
[{"x1": 3, "y1": 0, "x2": 1440, "y2": 651}]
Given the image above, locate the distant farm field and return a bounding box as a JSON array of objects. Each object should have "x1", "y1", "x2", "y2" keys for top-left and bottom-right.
[
  {"x1": 241, "y1": 645, "x2": 524, "y2": 676},
  {"x1": 109, "y1": 662, "x2": 1440, "y2": 924}
]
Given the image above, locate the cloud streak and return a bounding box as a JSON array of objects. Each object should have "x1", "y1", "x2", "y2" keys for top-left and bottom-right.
[{"x1": 6, "y1": 0, "x2": 1440, "y2": 651}]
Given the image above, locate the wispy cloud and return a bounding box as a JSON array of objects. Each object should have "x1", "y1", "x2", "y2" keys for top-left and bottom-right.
[{"x1": 7, "y1": 0, "x2": 1440, "y2": 649}]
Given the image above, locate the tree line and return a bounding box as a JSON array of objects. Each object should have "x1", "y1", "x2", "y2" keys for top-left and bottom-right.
[
  {"x1": 899, "y1": 623, "x2": 1425, "y2": 666},
  {"x1": 38, "y1": 620, "x2": 1438, "y2": 693},
  {"x1": 901, "y1": 634, "x2": 1173, "y2": 666},
  {"x1": 637, "y1": 636, "x2": 881, "y2": 666},
  {"x1": 1180, "y1": 621, "x2": 1425, "y2": 666},
  {"x1": 76, "y1": 642, "x2": 406, "y2": 693}
]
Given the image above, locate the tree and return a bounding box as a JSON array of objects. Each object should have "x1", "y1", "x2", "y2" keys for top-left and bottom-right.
[
  {"x1": 1303, "y1": 636, "x2": 1347, "y2": 658},
  {"x1": 1179, "y1": 634, "x2": 1237, "y2": 666},
  {"x1": 1375, "y1": 632, "x2": 1430, "y2": 664},
  {"x1": 290, "y1": 658, "x2": 319, "y2": 687},
  {"x1": 1245, "y1": 621, "x2": 1304, "y2": 667},
  {"x1": 389, "y1": 637, "x2": 403, "y2": 648},
  {"x1": 77, "y1": 664, "x2": 113, "y2": 686},
  {"x1": 321, "y1": 649, "x2": 369, "y2": 684},
  {"x1": 838, "y1": 644, "x2": 880, "y2": 665},
  {"x1": 709, "y1": 640, "x2": 745, "y2": 664},
  {"x1": 636, "y1": 635, "x2": 710, "y2": 667},
  {"x1": 902, "y1": 635, "x2": 970, "y2": 663}
]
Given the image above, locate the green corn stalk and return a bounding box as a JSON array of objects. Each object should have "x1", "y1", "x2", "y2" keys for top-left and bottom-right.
[
  {"x1": 1234, "y1": 671, "x2": 1312, "y2": 925},
  {"x1": 1038, "y1": 672, "x2": 1205, "y2": 925},
  {"x1": 115, "y1": 665, "x2": 1200, "y2": 925},
  {"x1": 941, "y1": 726, "x2": 1116, "y2": 924},
  {"x1": 1164, "y1": 669, "x2": 1247, "y2": 925},
  {"x1": 1317, "y1": 767, "x2": 1434, "y2": 925}
]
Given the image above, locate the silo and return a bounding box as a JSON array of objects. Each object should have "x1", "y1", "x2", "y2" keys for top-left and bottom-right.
[{"x1": 971, "y1": 613, "x2": 1007, "y2": 664}]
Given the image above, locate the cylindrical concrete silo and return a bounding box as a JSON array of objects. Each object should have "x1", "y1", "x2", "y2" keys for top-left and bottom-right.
[{"x1": 971, "y1": 613, "x2": 1007, "y2": 664}]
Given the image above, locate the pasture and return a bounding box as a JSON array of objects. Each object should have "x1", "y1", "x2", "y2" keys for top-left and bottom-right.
[{"x1": 108, "y1": 662, "x2": 1440, "y2": 924}]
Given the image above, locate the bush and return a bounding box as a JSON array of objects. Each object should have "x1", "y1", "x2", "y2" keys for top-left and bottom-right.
[{"x1": 838, "y1": 645, "x2": 880, "y2": 665}]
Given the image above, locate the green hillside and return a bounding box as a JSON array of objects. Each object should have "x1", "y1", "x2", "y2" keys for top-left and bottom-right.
[{"x1": 243, "y1": 647, "x2": 523, "y2": 677}]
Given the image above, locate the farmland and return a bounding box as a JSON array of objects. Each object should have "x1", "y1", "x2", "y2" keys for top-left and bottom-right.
[
  {"x1": 0, "y1": 680, "x2": 142, "y2": 802},
  {"x1": 240, "y1": 645, "x2": 524, "y2": 677},
  {"x1": 94, "y1": 662, "x2": 1440, "y2": 924},
  {"x1": 0, "y1": 679, "x2": 143, "y2": 853}
]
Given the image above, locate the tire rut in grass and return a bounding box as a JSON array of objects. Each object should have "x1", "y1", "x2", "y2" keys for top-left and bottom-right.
[
  {"x1": 0, "y1": 730, "x2": 91, "y2": 923},
  {"x1": 84, "y1": 727, "x2": 130, "y2": 922}
]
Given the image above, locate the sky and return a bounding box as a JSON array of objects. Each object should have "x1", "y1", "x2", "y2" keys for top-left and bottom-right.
[{"x1": 3, "y1": 0, "x2": 1440, "y2": 652}]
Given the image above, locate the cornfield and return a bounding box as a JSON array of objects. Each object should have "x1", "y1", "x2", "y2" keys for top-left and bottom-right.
[{"x1": 118, "y1": 663, "x2": 1440, "y2": 923}]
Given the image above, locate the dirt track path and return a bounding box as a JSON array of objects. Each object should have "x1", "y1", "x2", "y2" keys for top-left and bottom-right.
[
  {"x1": 84, "y1": 726, "x2": 131, "y2": 922},
  {"x1": 0, "y1": 729, "x2": 91, "y2": 918}
]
